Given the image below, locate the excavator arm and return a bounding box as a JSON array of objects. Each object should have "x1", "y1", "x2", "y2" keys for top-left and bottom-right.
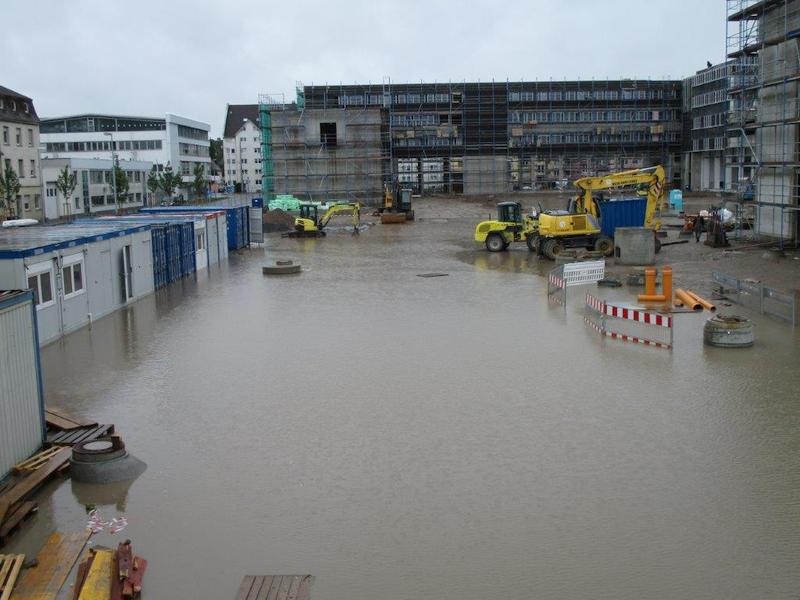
[
  {"x1": 572, "y1": 165, "x2": 666, "y2": 229},
  {"x1": 319, "y1": 203, "x2": 361, "y2": 229}
]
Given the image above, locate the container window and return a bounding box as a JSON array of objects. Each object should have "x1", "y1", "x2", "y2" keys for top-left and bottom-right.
[
  {"x1": 62, "y1": 256, "x2": 85, "y2": 299},
  {"x1": 26, "y1": 263, "x2": 55, "y2": 308}
]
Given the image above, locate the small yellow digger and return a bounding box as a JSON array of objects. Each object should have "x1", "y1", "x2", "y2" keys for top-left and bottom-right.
[
  {"x1": 284, "y1": 202, "x2": 361, "y2": 238},
  {"x1": 473, "y1": 201, "x2": 539, "y2": 252}
]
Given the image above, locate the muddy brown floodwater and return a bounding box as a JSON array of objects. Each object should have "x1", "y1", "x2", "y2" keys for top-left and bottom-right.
[{"x1": 8, "y1": 204, "x2": 800, "y2": 600}]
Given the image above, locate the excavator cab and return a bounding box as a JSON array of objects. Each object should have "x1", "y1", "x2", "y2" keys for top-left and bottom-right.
[
  {"x1": 497, "y1": 202, "x2": 522, "y2": 223},
  {"x1": 299, "y1": 204, "x2": 319, "y2": 225}
]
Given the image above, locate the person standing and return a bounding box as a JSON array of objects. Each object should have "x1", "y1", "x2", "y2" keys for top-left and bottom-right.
[{"x1": 694, "y1": 215, "x2": 705, "y2": 242}]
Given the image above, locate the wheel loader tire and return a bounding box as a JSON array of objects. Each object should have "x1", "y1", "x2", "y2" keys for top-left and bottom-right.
[
  {"x1": 526, "y1": 235, "x2": 539, "y2": 252},
  {"x1": 542, "y1": 238, "x2": 563, "y2": 260},
  {"x1": 593, "y1": 235, "x2": 614, "y2": 256},
  {"x1": 485, "y1": 233, "x2": 506, "y2": 252}
]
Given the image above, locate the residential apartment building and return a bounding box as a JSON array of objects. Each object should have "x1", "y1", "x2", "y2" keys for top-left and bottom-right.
[
  {"x1": 222, "y1": 105, "x2": 262, "y2": 193},
  {"x1": 258, "y1": 79, "x2": 683, "y2": 202},
  {"x1": 40, "y1": 113, "x2": 212, "y2": 196},
  {"x1": 41, "y1": 157, "x2": 152, "y2": 220},
  {"x1": 0, "y1": 86, "x2": 43, "y2": 219}
]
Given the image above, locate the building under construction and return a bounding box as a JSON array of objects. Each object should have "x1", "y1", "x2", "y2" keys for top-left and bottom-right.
[
  {"x1": 259, "y1": 79, "x2": 682, "y2": 204},
  {"x1": 727, "y1": 0, "x2": 800, "y2": 242}
]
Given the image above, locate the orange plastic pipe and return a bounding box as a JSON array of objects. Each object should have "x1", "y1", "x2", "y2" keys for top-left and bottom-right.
[
  {"x1": 637, "y1": 294, "x2": 667, "y2": 303},
  {"x1": 675, "y1": 288, "x2": 701, "y2": 310},
  {"x1": 661, "y1": 266, "x2": 673, "y2": 305},
  {"x1": 644, "y1": 268, "x2": 657, "y2": 296},
  {"x1": 686, "y1": 290, "x2": 716, "y2": 312}
]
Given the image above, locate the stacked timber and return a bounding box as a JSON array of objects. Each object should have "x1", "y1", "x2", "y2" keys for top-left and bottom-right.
[
  {"x1": 45, "y1": 406, "x2": 116, "y2": 448},
  {"x1": 0, "y1": 447, "x2": 72, "y2": 546},
  {"x1": 72, "y1": 540, "x2": 147, "y2": 599}
]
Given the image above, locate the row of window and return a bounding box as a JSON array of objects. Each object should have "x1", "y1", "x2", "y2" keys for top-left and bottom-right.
[
  {"x1": 394, "y1": 137, "x2": 463, "y2": 147},
  {"x1": 26, "y1": 255, "x2": 84, "y2": 308},
  {"x1": 227, "y1": 169, "x2": 262, "y2": 176},
  {"x1": 2, "y1": 157, "x2": 37, "y2": 179},
  {"x1": 179, "y1": 143, "x2": 209, "y2": 157},
  {"x1": 338, "y1": 93, "x2": 453, "y2": 107},
  {"x1": 509, "y1": 89, "x2": 677, "y2": 102},
  {"x1": 177, "y1": 125, "x2": 207, "y2": 140},
  {"x1": 513, "y1": 131, "x2": 680, "y2": 145},
  {"x1": 89, "y1": 192, "x2": 143, "y2": 205},
  {"x1": 509, "y1": 109, "x2": 678, "y2": 124},
  {"x1": 391, "y1": 113, "x2": 439, "y2": 126},
  {"x1": 0, "y1": 97, "x2": 31, "y2": 113},
  {"x1": 691, "y1": 89, "x2": 726, "y2": 108},
  {"x1": 692, "y1": 136, "x2": 725, "y2": 151},
  {"x1": 226, "y1": 158, "x2": 262, "y2": 164},
  {"x1": 41, "y1": 117, "x2": 166, "y2": 134},
  {"x1": 693, "y1": 112, "x2": 726, "y2": 130},
  {"x1": 88, "y1": 169, "x2": 147, "y2": 184},
  {"x1": 2, "y1": 126, "x2": 35, "y2": 147},
  {"x1": 691, "y1": 64, "x2": 730, "y2": 87},
  {"x1": 44, "y1": 140, "x2": 163, "y2": 153}
]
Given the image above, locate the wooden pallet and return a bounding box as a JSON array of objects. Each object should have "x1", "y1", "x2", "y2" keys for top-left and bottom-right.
[
  {"x1": 0, "y1": 447, "x2": 71, "y2": 527},
  {"x1": 0, "y1": 502, "x2": 37, "y2": 545},
  {"x1": 47, "y1": 424, "x2": 115, "y2": 448},
  {"x1": 0, "y1": 553, "x2": 25, "y2": 600},
  {"x1": 236, "y1": 575, "x2": 312, "y2": 600},
  {"x1": 13, "y1": 448, "x2": 65, "y2": 474}
]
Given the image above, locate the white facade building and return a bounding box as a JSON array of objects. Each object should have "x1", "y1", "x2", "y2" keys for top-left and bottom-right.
[
  {"x1": 41, "y1": 157, "x2": 152, "y2": 220},
  {"x1": 40, "y1": 113, "x2": 212, "y2": 195},
  {"x1": 222, "y1": 105, "x2": 262, "y2": 193},
  {"x1": 0, "y1": 86, "x2": 43, "y2": 220}
]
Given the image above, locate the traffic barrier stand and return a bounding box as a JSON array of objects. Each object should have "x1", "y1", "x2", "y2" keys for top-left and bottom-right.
[
  {"x1": 584, "y1": 293, "x2": 673, "y2": 349},
  {"x1": 548, "y1": 260, "x2": 605, "y2": 309}
]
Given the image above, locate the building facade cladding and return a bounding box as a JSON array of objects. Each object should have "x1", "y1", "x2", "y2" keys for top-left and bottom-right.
[
  {"x1": 683, "y1": 62, "x2": 733, "y2": 191},
  {"x1": 40, "y1": 157, "x2": 152, "y2": 220},
  {"x1": 222, "y1": 114, "x2": 262, "y2": 193},
  {"x1": 0, "y1": 86, "x2": 43, "y2": 220},
  {"x1": 290, "y1": 80, "x2": 682, "y2": 198},
  {"x1": 40, "y1": 113, "x2": 211, "y2": 187}
]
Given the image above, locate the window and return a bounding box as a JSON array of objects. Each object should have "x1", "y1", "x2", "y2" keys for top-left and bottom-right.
[
  {"x1": 27, "y1": 128, "x2": 33, "y2": 146},
  {"x1": 196, "y1": 230, "x2": 205, "y2": 251},
  {"x1": 320, "y1": 122, "x2": 337, "y2": 147},
  {"x1": 30, "y1": 159, "x2": 36, "y2": 178},
  {"x1": 34, "y1": 193, "x2": 40, "y2": 209},
  {"x1": 26, "y1": 262, "x2": 54, "y2": 308},
  {"x1": 91, "y1": 194, "x2": 105, "y2": 206},
  {"x1": 15, "y1": 128, "x2": 22, "y2": 145},
  {"x1": 18, "y1": 159, "x2": 23, "y2": 177},
  {"x1": 62, "y1": 254, "x2": 84, "y2": 297},
  {"x1": 2, "y1": 126, "x2": 8, "y2": 144}
]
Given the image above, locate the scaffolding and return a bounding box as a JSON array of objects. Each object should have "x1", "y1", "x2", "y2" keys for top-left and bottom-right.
[
  {"x1": 726, "y1": 0, "x2": 800, "y2": 245},
  {"x1": 259, "y1": 79, "x2": 682, "y2": 205}
]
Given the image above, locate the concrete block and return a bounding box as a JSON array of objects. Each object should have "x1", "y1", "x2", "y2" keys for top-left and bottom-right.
[{"x1": 615, "y1": 227, "x2": 655, "y2": 265}]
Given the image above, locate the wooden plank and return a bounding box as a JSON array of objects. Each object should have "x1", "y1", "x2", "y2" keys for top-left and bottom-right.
[
  {"x1": 0, "y1": 556, "x2": 13, "y2": 593},
  {"x1": 236, "y1": 575, "x2": 256, "y2": 600},
  {"x1": 265, "y1": 576, "x2": 282, "y2": 600},
  {"x1": 275, "y1": 575, "x2": 293, "y2": 600},
  {"x1": 11, "y1": 531, "x2": 91, "y2": 600},
  {"x1": 0, "y1": 501, "x2": 38, "y2": 543},
  {"x1": 117, "y1": 542, "x2": 132, "y2": 580},
  {"x1": 296, "y1": 575, "x2": 312, "y2": 600},
  {"x1": 285, "y1": 576, "x2": 302, "y2": 600},
  {"x1": 0, "y1": 447, "x2": 71, "y2": 526},
  {"x1": 77, "y1": 549, "x2": 112, "y2": 600},
  {"x1": 45, "y1": 407, "x2": 95, "y2": 430},
  {"x1": 129, "y1": 556, "x2": 146, "y2": 595},
  {"x1": 253, "y1": 575, "x2": 274, "y2": 600},
  {"x1": 110, "y1": 552, "x2": 123, "y2": 600},
  {"x1": 0, "y1": 554, "x2": 25, "y2": 600},
  {"x1": 71, "y1": 554, "x2": 94, "y2": 600}
]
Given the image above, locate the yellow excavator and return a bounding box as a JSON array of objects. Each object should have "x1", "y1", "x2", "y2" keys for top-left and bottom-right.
[
  {"x1": 379, "y1": 183, "x2": 415, "y2": 223},
  {"x1": 535, "y1": 165, "x2": 666, "y2": 259},
  {"x1": 473, "y1": 201, "x2": 539, "y2": 252},
  {"x1": 284, "y1": 202, "x2": 361, "y2": 238}
]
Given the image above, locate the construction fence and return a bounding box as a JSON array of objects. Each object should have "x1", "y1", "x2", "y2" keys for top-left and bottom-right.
[{"x1": 584, "y1": 293, "x2": 674, "y2": 349}]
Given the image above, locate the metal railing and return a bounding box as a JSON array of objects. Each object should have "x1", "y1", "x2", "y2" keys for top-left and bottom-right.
[{"x1": 712, "y1": 271, "x2": 798, "y2": 326}]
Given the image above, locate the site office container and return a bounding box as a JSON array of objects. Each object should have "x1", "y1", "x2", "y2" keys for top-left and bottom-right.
[
  {"x1": 0, "y1": 224, "x2": 154, "y2": 345},
  {"x1": 598, "y1": 198, "x2": 648, "y2": 238},
  {"x1": 79, "y1": 218, "x2": 197, "y2": 289},
  {"x1": 141, "y1": 206, "x2": 249, "y2": 250},
  {"x1": 0, "y1": 290, "x2": 45, "y2": 478}
]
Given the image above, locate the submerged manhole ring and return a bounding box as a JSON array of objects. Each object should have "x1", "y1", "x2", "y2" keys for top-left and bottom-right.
[
  {"x1": 82, "y1": 440, "x2": 114, "y2": 452},
  {"x1": 72, "y1": 437, "x2": 127, "y2": 463}
]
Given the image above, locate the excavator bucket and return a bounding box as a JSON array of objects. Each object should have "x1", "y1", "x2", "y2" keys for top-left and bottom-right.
[{"x1": 380, "y1": 212, "x2": 407, "y2": 224}]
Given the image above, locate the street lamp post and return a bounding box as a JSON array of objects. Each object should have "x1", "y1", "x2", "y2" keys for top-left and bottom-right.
[{"x1": 103, "y1": 132, "x2": 119, "y2": 214}]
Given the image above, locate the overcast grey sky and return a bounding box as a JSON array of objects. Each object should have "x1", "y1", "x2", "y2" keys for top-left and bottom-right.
[{"x1": 2, "y1": 0, "x2": 726, "y2": 137}]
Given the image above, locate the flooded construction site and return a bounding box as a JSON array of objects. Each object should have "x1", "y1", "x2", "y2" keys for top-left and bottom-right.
[{"x1": 4, "y1": 199, "x2": 799, "y2": 599}]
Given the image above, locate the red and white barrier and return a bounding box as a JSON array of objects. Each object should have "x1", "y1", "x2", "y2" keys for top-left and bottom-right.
[{"x1": 584, "y1": 293, "x2": 673, "y2": 349}]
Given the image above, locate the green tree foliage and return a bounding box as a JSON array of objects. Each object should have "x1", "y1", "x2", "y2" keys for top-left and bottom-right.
[
  {"x1": 110, "y1": 157, "x2": 129, "y2": 210},
  {"x1": 55, "y1": 165, "x2": 78, "y2": 219},
  {"x1": 192, "y1": 163, "x2": 206, "y2": 199},
  {"x1": 209, "y1": 138, "x2": 224, "y2": 174},
  {"x1": 0, "y1": 164, "x2": 21, "y2": 218},
  {"x1": 157, "y1": 162, "x2": 182, "y2": 199}
]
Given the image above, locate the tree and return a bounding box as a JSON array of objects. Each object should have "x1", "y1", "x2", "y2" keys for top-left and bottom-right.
[
  {"x1": 209, "y1": 137, "x2": 224, "y2": 175},
  {"x1": 109, "y1": 157, "x2": 129, "y2": 213},
  {"x1": 54, "y1": 165, "x2": 78, "y2": 221},
  {"x1": 157, "y1": 162, "x2": 182, "y2": 201},
  {"x1": 0, "y1": 164, "x2": 21, "y2": 219},
  {"x1": 192, "y1": 163, "x2": 206, "y2": 200},
  {"x1": 147, "y1": 166, "x2": 160, "y2": 205}
]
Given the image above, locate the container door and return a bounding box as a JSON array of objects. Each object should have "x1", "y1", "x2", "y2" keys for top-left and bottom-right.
[
  {"x1": 249, "y1": 207, "x2": 264, "y2": 244},
  {"x1": 121, "y1": 244, "x2": 134, "y2": 301}
]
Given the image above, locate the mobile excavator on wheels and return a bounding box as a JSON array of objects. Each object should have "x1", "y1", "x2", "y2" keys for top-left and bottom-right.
[
  {"x1": 474, "y1": 165, "x2": 666, "y2": 259},
  {"x1": 283, "y1": 202, "x2": 361, "y2": 238}
]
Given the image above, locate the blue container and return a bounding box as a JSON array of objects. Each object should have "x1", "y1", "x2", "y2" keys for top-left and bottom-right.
[
  {"x1": 669, "y1": 189, "x2": 684, "y2": 212},
  {"x1": 140, "y1": 206, "x2": 249, "y2": 251},
  {"x1": 252, "y1": 197, "x2": 263, "y2": 208},
  {"x1": 598, "y1": 198, "x2": 648, "y2": 238}
]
